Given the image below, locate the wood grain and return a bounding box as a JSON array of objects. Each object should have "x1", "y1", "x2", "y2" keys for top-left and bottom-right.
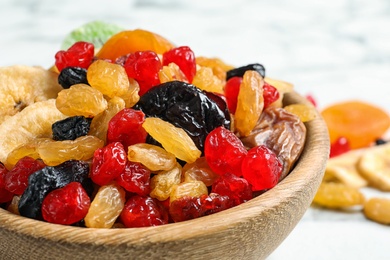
[{"x1": 0, "y1": 91, "x2": 330, "y2": 260}]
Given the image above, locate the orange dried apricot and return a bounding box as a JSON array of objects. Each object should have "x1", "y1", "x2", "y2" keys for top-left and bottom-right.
[
  {"x1": 96, "y1": 29, "x2": 175, "y2": 61},
  {"x1": 321, "y1": 101, "x2": 390, "y2": 149}
]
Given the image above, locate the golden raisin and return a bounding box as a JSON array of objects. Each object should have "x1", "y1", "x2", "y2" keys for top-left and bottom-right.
[
  {"x1": 170, "y1": 181, "x2": 208, "y2": 203},
  {"x1": 192, "y1": 66, "x2": 224, "y2": 94},
  {"x1": 142, "y1": 117, "x2": 201, "y2": 164},
  {"x1": 150, "y1": 164, "x2": 182, "y2": 201},
  {"x1": 182, "y1": 157, "x2": 219, "y2": 186},
  {"x1": 196, "y1": 56, "x2": 234, "y2": 81},
  {"x1": 158, "y1": 63, "x2": 188, "y2": 83},
  {"x1": 127, "y1": 143, "x2": 176, "y2": 171},
  {"x1": 284, "y1": 104, "x2": 317, "y2": 122}
]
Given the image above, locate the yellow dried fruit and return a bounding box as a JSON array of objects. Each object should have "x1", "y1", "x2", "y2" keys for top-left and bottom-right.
[
  {"x1": 127, "y1": 143, "x2": 176, "y2": 171},
  {"x1": 87, "y1": 60, "x2": 129, "y2": 98},
  {"x1": 235, "y1": 70, "x2": 264, "y2": 137},
  {"x1": 170, "y1": 181, "x2": 208, "y2": 203},
  {"x1": 37, "y1": 135, "x2": 104, "y2": 166},
  {"x1": 150, "y1": 164, "x2": 182, "y2": 201},
  {"x1": 182, "y1": 157, "x2": 219, "y2": 186},
  {"x1": 284, "y1": 104, "x2": 317, "y2": 122},
  {"x1": 192, "y1": 66, "x2": 224, "y2": 94},
  {"x1": 196, "y1": 56, "x2": 234, "y2": 81},
  {"x1": 363, "y1": 197, "x2": 390, "y2": 225},
  {"x1": 118, "y1": 78, "x2": 140, "y2": 108},
  {"x1": 56, "y1": 84, "x2": 108, "y2": 117},
  {"x1": 158, "y1": 63, "x2": 188, "y2": 83},
  {"x1": 313, "y1": 182, "x2": 365, "y2": 209},
  {"x1": 142, "y1": 117, "x2": 201, "y2": 164}
]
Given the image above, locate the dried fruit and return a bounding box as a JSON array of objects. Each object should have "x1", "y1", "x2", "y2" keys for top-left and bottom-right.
[
  {"x1": 96, "y1": 29, "x2": 175, "y2": 61},
  {"x1": 363, "y1": 197, "x2": 390, "y2": 225},
  {"x1": 91, "y1": 142, "x2": 127, "y2": 186},
  {"x1": 204, "y1": 126, "x2": 247, "y2": 176},
  {"x1": 241, "y1": 145, "x2": 282, "y2": 191},
  {"x1": 263, "y1": 81, "x2": 280, "y2": 108},
  {"x1": 0, "y1": 99, "x2": 68, "y2": 164},
  {"x1": 284, "y1": 104, "x2": 317, "y2": 122},
  {"x1": 134, "y1": 81, "x2": 231, "y2": 153},
  {"x1": 330, "y1": 136, "x2": 351, "y2": 158},
  {"x1": 0, "y1": 65, "x2": 62, "y2": 124},
  {"x1": 18, "y1": 160, "x2": 90, "y2": 220},
  {"x1": 162, "y1": 46, "x2": 196, "y2": 83},
  {"x1": 55, "y1": 41, "x2": 94, "y2": 72},
  {"x1": 84, "y1": 183, "x2": 126, "y2": 228},
  {"x1": 142, "y1": 117, "x2": 201, "y2": 163},
  {"x1": 226, "y1": 63, "x2": 265, "y2": 79},
  {"x1": 150, "y1": 164, "x2": 182, "y2": 201},
  {"x1": 192, "y1": 66, "x2": 224, "y2": 94},
  {"x1": 52, "y1": 116, "x2": 92, "y2": 141},
  {"x1": 127, "y1": 143, "x2": 176, "y2": 172},
  {"x1": 321, "y1": 101, "x2": 390, "y2": 149},
  {"x1": 211, "y1": 172, "x2": 252, "y2": 205},
  {"x1": 182, "y1": 157, "x2": 219, "y2": 186},
  {"x1": 234, "y1": 70, "x2": 264, "y2": 137},
  {"x1": 169, "y1": 181, "x2": 208, "y2": 203},
  {"x1": 58, "y1": 66, "x2": 89, "y2": 89},
  {"x1": 313, "y1": 182, "x2": 365, "y2": 209},
  {"x1": 158, "y1": 63, "x2": 188, "y2": 84},
  {"x1": 169, "y1": 196, "x2": 202, "y2": 223},
  {"x1": 87, "y1": 60, "x2": 130, "y2": 98},
  {"x1": 120, "y1": 195, "x2": 169, "y2": 227},
  {"x1": 224, "y1": 76, "x2": 242, "y2": 113},
  {"x1": 196, "y1": 56, "x2": 234, "y2": 81},
  {"x1": 38, "y1": 135, "x2": 104, "y2": 166},
  {"x1": 116, "y1": 161, "x2": 151, "y2": 196},
  {"x1": 240, "y1": 107, "x2": 306, "y2": 180},
  {"x1": 0, "y1": 164, "x2": 13, "y2": 203},
  {"x1": 41, "y1": 182, "x2": 90, "y2": 225}
]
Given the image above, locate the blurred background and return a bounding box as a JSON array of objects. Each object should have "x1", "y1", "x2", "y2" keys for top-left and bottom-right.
[{"x1": 1, "y1": 0, "x2": 390, "y2": 259}]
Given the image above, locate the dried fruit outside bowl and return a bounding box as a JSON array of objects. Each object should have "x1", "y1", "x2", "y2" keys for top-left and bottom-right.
[{"x1": 0, "y1": 91, "x2": 329, "y2": 260}]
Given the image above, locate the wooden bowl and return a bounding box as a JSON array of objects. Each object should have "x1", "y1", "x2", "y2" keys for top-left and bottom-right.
[{"x1": 0, "y1": 91, "x2": 329, "y2": 260}]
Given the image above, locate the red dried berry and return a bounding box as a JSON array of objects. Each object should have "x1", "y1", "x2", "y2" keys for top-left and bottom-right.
[
  {"x1": 116, "y1": 161, "x2": 151, "y2": 196},
  {"x1": 4, "y1": 157, "x2": 45, "y2": 195},
  {"x1": 91, "y1": 142, "x2": 127, "y2": 186},
  {"x1": 330, "y1": 136, "x2": 351, "y2": 158},
  {"x1": 55, "y1": 41, "x2": 95, "y2": 72},
  {"x1": 241, "y1": 145, "x2": 283, "y2": 191},
  {"x1": 200, "y1": 193, "x2": 234, "y2": 216},
  {"x1": 124, "y1": 51, "x2": 162, "y2": 96},
  {"x1": 224, "y1": 76, "x2": 242, "y2": 113},
  {"x1": 204, "y1": 126, "x2": 248, "y2": 176},
  {"x1": 263, "y1": 81, "x2": 280, "y2": 108},
  {"x1": 107, "y1": 108, "x2": 148, "y2": 151},
  {"x1": 162, "y1": 46, "x2": 196, "y2": 83},
  {"x1": 305, "y1": 94, "x2": 317, "y2": 107},
  {"x1": 211, "y1": 172, "x2": 252, "y2": 206},
  {"x1": 120, "y1": 195, "x2": 169, "y2": 227},
  {"x1": 41, "y1": 182, "x2": 90, "y2": 225},
  {"x1": 0, "y1": 164, "x2": 13, "y2": 203},
  {"x1": 169, "y1": 196, "x2": 202, "y2": 223}
]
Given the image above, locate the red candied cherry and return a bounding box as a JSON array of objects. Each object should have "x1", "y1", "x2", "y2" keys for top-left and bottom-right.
[
  {"x1": 263, "y1": 81, "x2": 280, "y2": 108},
  {"x1": 204, "y1": 126, "x2": 248, "y2": 176},
  {"x1": 55, "y1": 41, "x2": 94, "y2": 71},
  {"x1": 124, "y1": 51, "x2": 162, "y2": 96},
  {"x1": 91, "y1": 142, "x2": 127, "y2": 186},
  {"x1": 162, "y1": 46, "x2": 196, "y2": 83},
  {"x1": 241, "y1": 145, "x2": 283, "y2": 191},
  {"x1": 211, "y1": 172, "x2": 252, "y2": 206},
  {"x1": 330, "y1": 136, "x2": 351, "y2": 158},
  {"x1": 120, "y1": 195, "x2": 169, "y2": 227},
  {"x1": 224, "y1": 76, "x2": 242, "y2": 113},
  {"x1": 4, "y1": 157, "x2": 45, "y2": 195},
  {"x1": 116, "y1": 161, "x2": 151, "y2": 196},
  {"x1": 169, "y1": 196, "x2": 203, "y2": 223},
  {"x1": 107, "y1": 108, "x2": 148, "y2": 151},
  {"x1": 41, "y1": 182, "x2": 90, "y2": 225},
  {"x1": 0, "y1": 164, "x2": 13, "y2": 203},
  {"x1": 200, "y1": 193, "x2": 234, "y2": 216}
]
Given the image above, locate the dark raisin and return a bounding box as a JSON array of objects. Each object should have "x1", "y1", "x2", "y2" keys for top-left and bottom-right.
[
  {"x1": 18, "y1": 160, "x2": 89, "y2": 220},
  {"x1": 58, "y1": 66, "x2": 89, "y2": 89},
  {"x1": 52, "y1": 116, "x2": 92, "y2": 141},
  {"x1": 226, "y1": 63, "x2": 265, "y2": 80},
  {"x1": 133, "y1": 81, "x2": 231, "y2": 153},
  {"x1": 375, "y1": 138, "x2": 387, "y2": 145}
]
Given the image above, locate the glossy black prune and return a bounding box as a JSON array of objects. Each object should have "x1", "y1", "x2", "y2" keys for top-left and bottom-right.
[
  {"x1": 52, "y1": 116, "x2": 92, "y2": 141},
  {"x1": 18, "y1": 160, "x2": 90, "y2": 220},
  {"x1": 58, "y1": 66, "x2": 89, "y2": 89},
  {"x1": 226, "y1": 63, "x2": 265, "y2": 80},
  {"x1": 133, "y1": 81, "x2": 231, "y2": 153}
]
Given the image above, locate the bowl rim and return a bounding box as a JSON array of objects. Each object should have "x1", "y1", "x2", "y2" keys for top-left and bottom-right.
[{"x1": 0, "y1": 91, "x2": 330, "y2": 247}]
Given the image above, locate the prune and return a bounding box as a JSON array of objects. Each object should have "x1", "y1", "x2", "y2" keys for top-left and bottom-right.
[
  {"x1": 52, "y1": 116, "x2": 92, "y2": 141},
  {"x1": 18, "y1": 160, "x2": 90, "y2": 220},
  {"x1": 226, "y1": 63, "x2": 265, "y2": 80},
  {"x1": 58, "y1": 67, "x2": 89, "y2": 89},
  {"x1": 133, "y1": 81, "x2": 231, "y2": 153}
]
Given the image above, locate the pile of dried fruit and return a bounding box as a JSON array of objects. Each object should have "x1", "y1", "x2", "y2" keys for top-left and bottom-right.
[
  {"x1": 0, "y1": 27, "x2": 315, "y2": 228},
  {"x1": 312, "y1": 100, "x2": 390, "y2": 225}
]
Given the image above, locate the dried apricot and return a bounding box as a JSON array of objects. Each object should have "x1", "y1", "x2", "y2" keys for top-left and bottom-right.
[{"x1": 363, "y1": 197, "x2": 390, "y2": 225}]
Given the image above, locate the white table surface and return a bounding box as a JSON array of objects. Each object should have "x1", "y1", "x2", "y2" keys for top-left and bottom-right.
[{"x1": 1, "y1": 0, "x2": 389, "y2": 259}]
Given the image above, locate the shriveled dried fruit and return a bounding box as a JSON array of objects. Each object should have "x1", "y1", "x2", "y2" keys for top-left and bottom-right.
[
  {"x1": 162, "y1": 46, "x2": 196, "y2": 83},
  {"x1": 58, "y1": 66, "x2": 89, "y2": 89},
  {"x1": 192, "y1": 66, "x2": 224, "y2": 94},
  {"x1": 142, "y1": 117, "x2": 201, "y2": 163},
  {"x1": 84, "y1": 183, "x2": 126, "y2": 228},
  {"x1": 234, "y1": 70, "x2": 264, "y2": 137},
  {"x1": 196, "y1": 56, "x2": 234, "y2": 81},
  {"x1": 56, "y1": 84, "x2": 108, "y2": 118},
  {"x1": 52, "y1": 116, "x2": 92, "y2": 141},
  {"x1": 150, "y1": 164, "x2": 182, "y2": 201},
  {"x1": 0, "y1": 164, "x2": 13, "y2": 203},
  {"x1": 313, "y1": 182, "x2": 365, "y2": 209},
  {"x1": 116, "y1": 161, "x2": 151, "y2": 196},
  {"x1": 182, "y1": 157, "x2": 219, "y2": 186},
  {"x1": 158, "y1": 63, "x2": 188, "y2": 84},
  {"x1": 363, "y1": 197, "x2": 390, "y2": 225},
  {"x1": 226, "y1": 63, "x2": 265, "y2": 80},
  {"x1": 240, "y1": 107, "x2": 306, "y2": 180},
  {"x1": 87, "y1": 60, "x2": 129, "y2": 98},
  {"x1": 211, "y1": 172, "x2": 252, "y2": 206},
  {"x1": 284, "y1": 104, "x2": 317, "y2": 122},
  {"x1": 169, "y1": 181, "x2": 208, "y2": 203},
  {"x1": 37, "y1": 135, "x2": 104, "y2": 166},
  {"x1": 127, "y1": 143, "x2": 176, "y2": 172},
  {"x1": 55, "y1": 41, "x2": 94, "y2": 71}
]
